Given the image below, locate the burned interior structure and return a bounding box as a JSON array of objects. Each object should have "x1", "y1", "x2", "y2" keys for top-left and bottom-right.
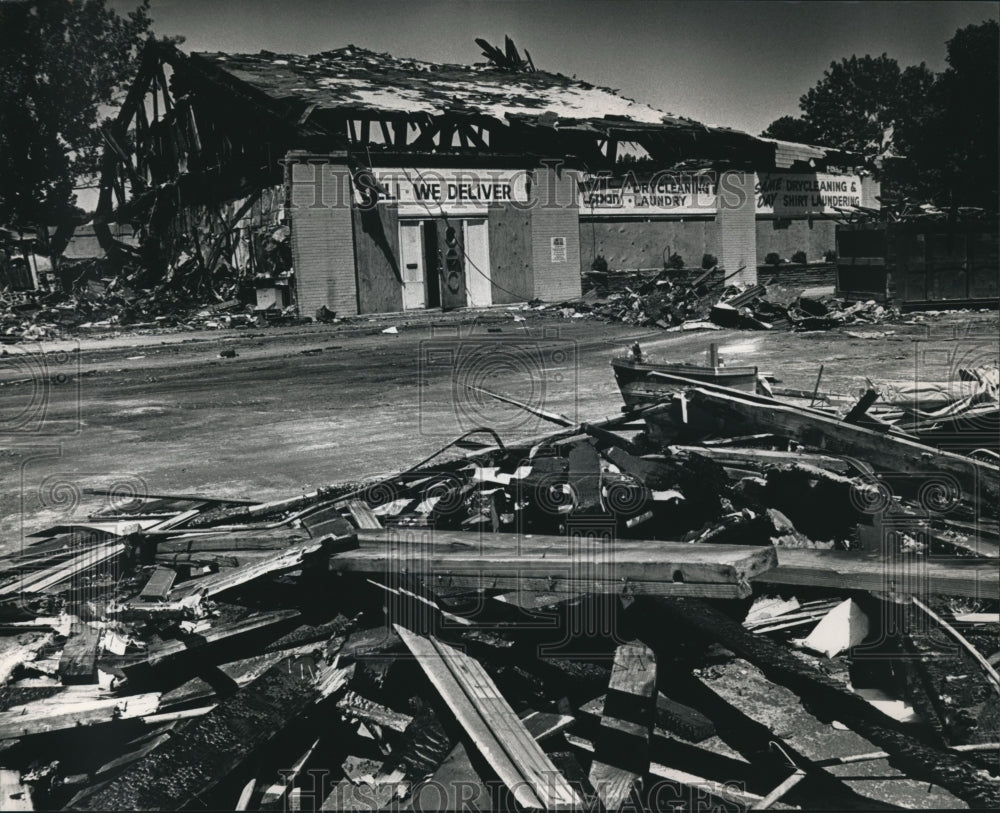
[{"x1": 95, "y1": 39, "x2": 875, "y2": 317}]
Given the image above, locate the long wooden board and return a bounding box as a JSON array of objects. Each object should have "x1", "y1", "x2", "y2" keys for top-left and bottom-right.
[
  {"x1": 333, "y1": 530, "x2": 776, "y2": 598},
  {"x1": 395, "y1": 625, "x2": 580, "y2": 810},
  {"x1": 755, "y1": 547, "x2": 999, "y2": 599}
]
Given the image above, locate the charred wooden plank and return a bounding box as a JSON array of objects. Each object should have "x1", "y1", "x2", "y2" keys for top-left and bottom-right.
[
  {"x1": 137, "y1": 567, "x2": 177, "y2": 602},
  {"x1": 108, "y1": 609, "x2": 301, "y2": 675},
  {"x1": 588, "y1": 643, "x2": 656, "y2": 811},
  {"x1": 69, "y1": 654, "x2": 351, "y2": 811},
  {"x1": 567, "y1": 440, "x2": 603, "y2": 512},
  {"x1": 58, "y1": 625, "x2": 99, "y2": 685}
]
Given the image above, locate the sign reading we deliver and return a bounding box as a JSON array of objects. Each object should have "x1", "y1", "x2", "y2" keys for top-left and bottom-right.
[
  {"x1": 579, "y1": 171, "x2": 718, "y2": 216},
  {"x1": 755, "y1": 173, "x2": 862, "y2": 216},
  {"x1": 358, "y1": 168, "x2": 530, "y2": 215}
]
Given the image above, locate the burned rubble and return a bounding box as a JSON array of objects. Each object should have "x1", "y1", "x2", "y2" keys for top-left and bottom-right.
[{"x1": 0, "y1": 350, "x2": 996, "y2": 812}]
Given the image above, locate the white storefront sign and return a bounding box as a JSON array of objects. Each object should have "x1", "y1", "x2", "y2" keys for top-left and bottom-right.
[
  {"x1": 356, "y1": 168, "x2": 530, "y2": 216},
  {"x1": 755, "y1": 173, "x2": 863, "y2": 216},
  {"x1": 579, "y1": 171, "x2": 718, "y2": 216}
]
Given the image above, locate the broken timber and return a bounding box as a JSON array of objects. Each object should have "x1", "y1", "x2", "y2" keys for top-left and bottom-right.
[
  {"x1": 395, "y1": 625, "x2": 581, "y2": 810},
  {"x1": 169, "y1": 533, "x2": 354, "y2": 600},
  {"x1": 68, "y1": 654, "x2": 351, "y2": 811},
  {"x1": 331, "y1": 530, "x2": 776, "y2": 598},
  {"x1": 679, "y1": 386, "x2": 1000, "y2": 505},
  {"x1": 755, "y1": 546, "x2": 999, "y2": 599},
  {"x1": 641, "y1": 597, "x2": 1000, "y2": 809},
  {"x1": 588, "y1": 643, "x2": 656, "y2": 811}
]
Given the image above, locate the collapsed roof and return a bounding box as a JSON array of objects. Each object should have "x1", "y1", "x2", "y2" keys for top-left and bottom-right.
[{"x1": 195, "y1": 45, "x2": 691, "y2": 128}]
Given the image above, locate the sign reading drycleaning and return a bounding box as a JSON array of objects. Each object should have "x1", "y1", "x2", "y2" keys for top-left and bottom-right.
[
  {"x1": 755, "y1": 173, "x2": 862, "y2": 216},
  {"x1": 579, "y1": 171, "x2": 718, "y2": 216},
  {"x1": 357, "y1": 168, "x2": 530, "y2": 215}
]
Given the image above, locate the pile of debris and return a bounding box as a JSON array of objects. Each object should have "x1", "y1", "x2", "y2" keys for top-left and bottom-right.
[
  {"x1": 555, "y1": 268, "x2": 900, "y2": 333},
  {"x1": 0, "y1": 366, "x2": 997, "y2": 811},
  {"x1": 0, "y1": 260, "x2": 298, "y2": 341}
]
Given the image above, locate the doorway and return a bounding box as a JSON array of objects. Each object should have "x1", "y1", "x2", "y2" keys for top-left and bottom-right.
[{"x1": 398, "y1": 218, "x2": 493, "y2": 310}]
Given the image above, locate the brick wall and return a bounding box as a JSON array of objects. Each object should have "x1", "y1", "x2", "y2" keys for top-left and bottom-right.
[
  {"x1": 718, "y1": 171, "x2": 757, "y2": 285},
  {"x1": 289, "y1": 159, "x2": 358, "y2": 317},
  {"x1": 531, "y1": 164, "x2": 583, "y2": 301}
]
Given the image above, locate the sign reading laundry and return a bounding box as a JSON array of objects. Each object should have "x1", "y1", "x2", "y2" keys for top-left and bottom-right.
[
  {"x1": 358, "y1": 168, "x2": 530, "y2": 215},
  {"x1": 579, "y1": 171, "x2": 718, "y2": 215},
  {"x1": 755, "y1": 173, "x2": 863, "y2": 215}
]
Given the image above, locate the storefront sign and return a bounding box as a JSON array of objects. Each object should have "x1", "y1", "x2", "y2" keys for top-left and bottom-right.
[
  {"x1": 755, "y1": 173, "x2": 862, "y2": 216},
  {"x1": 356, "y1": 168, "x2": 530, "y2": 215},
  {"x1": 579, "y1": 171, "x2": 718, "y2": 216}
]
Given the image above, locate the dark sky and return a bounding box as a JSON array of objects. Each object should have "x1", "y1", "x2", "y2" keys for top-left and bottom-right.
[{"x1": 116, "y1": 0, "x2": 998, "y2": 134}]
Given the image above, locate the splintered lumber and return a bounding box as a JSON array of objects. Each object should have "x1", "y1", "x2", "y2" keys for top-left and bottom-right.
[
  {"x1": 69, "y1": 654, "x2": 352, "y2": 811},
  {"x1": 395, "y1": 625, "x2": 581, "y2": 810},
  {"x1": 111, "y1": 609, "x2": 301, "y2": 673},
  {"x1": 170, "y1": 533, "x2": 355, "y2": 600},
  {"x1": 567, "y1": 440, "x2": 603, "y2": 511},
  {"x1": 58, "y1": 625, "x2": 99, "y2": 684},
  {"x1": 911, "y1": 597, "x2": 1000, "y2": 696},
  {"x1": 0, "y1": 541, "x2": 125, "y2": 598},
  {"x1": 0, "y1": 691, "x2": 161, "y2": 740},
  {"x1": 682, "y1": 386, "x2": 1000, "y2": 505},
  {"x1": 158, "y1": 644, "x2": 320, "y2": 710},
  {"x1": 643, "y1": 597, "x2": 1000, "y2": 809},
  {"x1": 321, "y1": 706, "x2": 454, "y2": 811},
  {"x1": 588, "y1": 643, "x2": 656, "y2": 811},
  {"x1": 336, "y1": 690, "x2": 413, "y2": 734},
  {"x1": 333, "y1": 530, "x2": 776, "y2": 598},
  {"x1": 344, "y1": 499, "x2": 382, "y2": 530},
  {"x1": 413, "y1": 710, "x2": 575, "y2": 811},
  {"x1": 137, "y1": 567, "x2": 177, "y2": 602},
  {"x1": 154, "y1": 529, "x2": 313, "y2": 554},
  {"x1": 755, "y1": 547, "x2": 998, "y2": 599}
]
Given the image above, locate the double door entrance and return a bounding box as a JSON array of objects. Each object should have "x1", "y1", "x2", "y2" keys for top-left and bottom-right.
[{"x1": 398, "y1": 218, "x2": 492, "y2": 310}]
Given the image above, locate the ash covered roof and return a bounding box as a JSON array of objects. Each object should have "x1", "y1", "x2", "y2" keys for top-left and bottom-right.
[{"x1": 193, "y1": 45, "x2": 695, "y2": 128}]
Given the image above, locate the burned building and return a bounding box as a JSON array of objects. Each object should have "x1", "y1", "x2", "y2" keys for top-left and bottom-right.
[{"x1": 96, "y1": 40, "x2": 875, "y2": 316}]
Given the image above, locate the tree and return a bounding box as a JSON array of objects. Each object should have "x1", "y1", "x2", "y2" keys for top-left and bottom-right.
[
  {"x1": 797, "y1": 54, "x2": 936, "y2": 156},
  {"x1": 760, "y1": 115, "x2": 817, "y2": 144},
  {"x1": 928, "y1": 20, "x2": 998, "y2": 208},
  {"x1": 761, "y1": 22, "x2": 999, "y2": 210},
  {"x1": 0, "y1": 0, "x2": 152, "y2": 250}
]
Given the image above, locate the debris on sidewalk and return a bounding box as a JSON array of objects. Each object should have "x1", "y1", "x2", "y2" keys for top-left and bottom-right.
[{"x1": 550, "y1": 267, "x2": 903, "y2": 333}]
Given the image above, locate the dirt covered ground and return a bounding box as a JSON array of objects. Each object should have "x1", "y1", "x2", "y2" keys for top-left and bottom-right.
[{"x1": 1, "y1": 307, "x2": 997, "y2": 547}]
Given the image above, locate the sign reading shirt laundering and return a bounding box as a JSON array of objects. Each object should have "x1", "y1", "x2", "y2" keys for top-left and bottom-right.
[
  {"x1": 578, "y1": 171, "x2": 718, "y2": 216},
  {"x1": 755, "y1": 173, "x2": 862, "y2": 216},
  {"x1": 355, "y1": 168, "x2": 531, "y2": 216}
]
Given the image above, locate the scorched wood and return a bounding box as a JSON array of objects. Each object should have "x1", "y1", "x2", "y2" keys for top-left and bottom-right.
[{"x1": 69, "y1": 653, "x2": 351, "y2": 811}]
